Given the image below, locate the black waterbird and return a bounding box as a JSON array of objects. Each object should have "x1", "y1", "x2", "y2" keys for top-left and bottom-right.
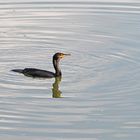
[{"x1": 12, "y1": 52, "x2": 70, "y2": 78}]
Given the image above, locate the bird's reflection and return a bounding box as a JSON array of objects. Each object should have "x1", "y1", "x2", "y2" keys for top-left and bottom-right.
[{"x1": 52, "y1": 76, "x2": 62, "y2": 98}]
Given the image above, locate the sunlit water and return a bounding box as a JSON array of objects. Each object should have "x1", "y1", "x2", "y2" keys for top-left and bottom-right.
[{"x1": 0, "y1": 0, "x2": 140, "y2": 139}]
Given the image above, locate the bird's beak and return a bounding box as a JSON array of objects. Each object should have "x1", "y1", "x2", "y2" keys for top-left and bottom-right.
[
  {"x1": 63, "y1": 53, "x2": 71, "y2": 58},
  {"x1": 60, "y1": 53, "x2": 71, "y2": 59},
  {"x1": 63, "y1": 53, "x2": 71, "y2": 56}
]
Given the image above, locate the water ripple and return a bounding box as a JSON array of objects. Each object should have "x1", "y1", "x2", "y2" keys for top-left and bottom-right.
[{"x1": 0, "y1": 0, "x2": 140, "y2": 139}]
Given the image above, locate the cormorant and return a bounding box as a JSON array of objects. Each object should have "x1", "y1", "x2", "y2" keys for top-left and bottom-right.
[{"x1": 11, "y1": 52, "x2": 70, "y2": 78}]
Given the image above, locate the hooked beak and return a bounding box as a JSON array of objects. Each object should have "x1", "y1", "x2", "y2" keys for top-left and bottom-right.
[
  {"x1": 63, "y1": 53, "x2": 71, "y2": 56},
  {"x1": 60, "y1": 53, "x2": 71, "y2": 59}
]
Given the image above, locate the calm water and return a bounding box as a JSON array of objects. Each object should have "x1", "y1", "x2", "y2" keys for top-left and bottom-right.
[{"x1": 0, "y1": 0, "x2": 140, "y2": 139}]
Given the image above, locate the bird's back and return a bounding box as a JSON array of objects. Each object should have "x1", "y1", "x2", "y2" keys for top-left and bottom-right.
[{"x1": 23, "y1": 68, "x2": 55, "y2": 78}]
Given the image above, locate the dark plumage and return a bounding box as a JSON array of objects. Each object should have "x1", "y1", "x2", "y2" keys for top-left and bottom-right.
[{"x1": 11, "y1": 52, "x2": 70, "y2": 78}]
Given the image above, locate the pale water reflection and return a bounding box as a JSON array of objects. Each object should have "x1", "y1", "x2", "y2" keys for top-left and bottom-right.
[{"x1": 0, "y1": 0, "x2": 140, "y2": 140}]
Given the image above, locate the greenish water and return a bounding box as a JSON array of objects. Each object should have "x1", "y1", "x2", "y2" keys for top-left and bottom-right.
[{"x1": 0, "y1": 0, "x2": 140, "y2": 140}]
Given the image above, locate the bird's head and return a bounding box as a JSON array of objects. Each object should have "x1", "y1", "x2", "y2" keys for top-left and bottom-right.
[{"x1": 53, "y1": 52, "x2": 71, "y2": 61}]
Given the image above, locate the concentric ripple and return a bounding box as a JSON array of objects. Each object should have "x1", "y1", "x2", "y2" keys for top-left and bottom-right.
[{"x1": 0, "y1": 0, "x2": 140, "y2": 140}]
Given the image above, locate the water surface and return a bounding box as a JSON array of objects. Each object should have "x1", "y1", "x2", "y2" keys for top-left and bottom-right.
[{"x1": 0, "y1": 0, "x2": 140, "y2": 140}]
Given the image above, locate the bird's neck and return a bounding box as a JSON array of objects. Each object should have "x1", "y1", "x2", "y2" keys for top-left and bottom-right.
[{"x1": 53, "y1": 59, "x2": 62, "y2": 77}]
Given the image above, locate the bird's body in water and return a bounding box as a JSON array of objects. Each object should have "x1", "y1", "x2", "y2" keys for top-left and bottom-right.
[{"x1": 12, "y1": 52, "x2": 70, "y2": 78}]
